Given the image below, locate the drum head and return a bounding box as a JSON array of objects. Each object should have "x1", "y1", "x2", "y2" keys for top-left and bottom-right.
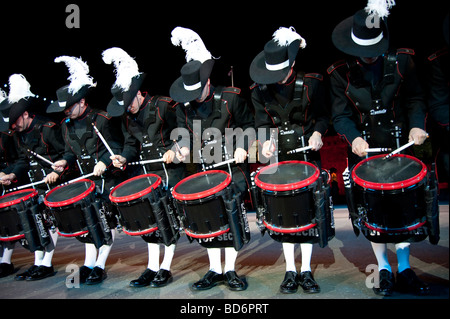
[
  {"x1": 110, "y1": 174, "x2": 162, "y2": 203},
  {"x1": 172, "y1": 170, "x2": 231, "y2": 201},
  {"x1": 352, "y1": 154, "x2": 427, "y2": 190},
  {"x1": 0, "y1": 189, "x2": 38, "y2": 209},
  {"x1": 44, "y1": 179, "x2": 95, "y2": 208},
  {"x1": 255, "y1": 161, "x2": 320, "y2": 191}
]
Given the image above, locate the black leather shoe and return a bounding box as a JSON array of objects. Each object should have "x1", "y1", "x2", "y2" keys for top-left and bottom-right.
[
  {"x1": 396, "y1": 268, "x2": 430, "y2": 295},
  {"x1": 191, "y1": 270, "x2": 224, "y2": 291},
  {"x1": 79, "y1": 266, "x2": 93, "y2": 284},
  {"x1": 225, "y1": 271, "x2": 248, "y2": 291},
  {"x1": 130, "y1": 268, "x2": 157, "y2": 288},
  {"x1": 0, "y1": 263, "x2": 14, "y2": 278},
  {"x1": 26, "y1": 265, "x2": 55, "y2": 281},
  {"x1": 14, "y1": 265, "x2": 39, "y2": 281},
  {"x1": 373, "y1": 269, "x2": 395, "y2": 296},
  {"x1": 280, "y1": 271, "x2": 298, "y2": 294},
  {"x1": 150, "y1": 269, "x2": 173, "y2": 288},
  {"x1": 298, "y1": 271, "x2": 320, "y2": 293},
  {"x1": 85, "y1": 266, "x2": 107, "y2": 285}
]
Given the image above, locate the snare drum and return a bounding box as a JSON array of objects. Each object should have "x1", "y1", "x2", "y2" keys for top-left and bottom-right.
[
  {"x1": 351, "y1": 154, "x2": 428, "y2": 239},
  {"x1": 254, "y1": 161, "x2": 321, "y2": 234},
  {"x1": 0, "y1": 189, "x2": 38, "y2": 241},
  {"x1": 109, "y1": 174, "x2": 163, "y2": 236},
  {"x1": 172, "y1": 170, "x2": 232, "y2": 239},
  {"x1": 44, "y1": 179, "x2": 96, "y2": 237}
]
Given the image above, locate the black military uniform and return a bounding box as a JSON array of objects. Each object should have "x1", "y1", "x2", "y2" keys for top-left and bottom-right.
[{"x1": 330, "y1": 3, "x2": 432, "y2": 296}]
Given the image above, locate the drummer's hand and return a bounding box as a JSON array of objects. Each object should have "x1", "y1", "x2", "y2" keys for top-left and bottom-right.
[
  {"x1": 93, "y1": 161, "x2": 107, "y2": 176},
  {"x1": 234, "y1": 148, "x2": 248, "y2": 164},
  {"x1": 0, "y1": 173, "x2": 16, "y2": 185},
  {"x1": 110, "y1": 155, "x2": 127, "y2": 168},
  {"x1": 352, "y1": 137, "x2": 369, "y2": 157},
  {"x1": 52, "y1": 160, "x2": 67, "y2": 173},
  {"x1": 176, "y1": 147, "x2": 190, "y2": 162},
  {"x1": 409, "y1": 128, "x2": 428, "y2": 145},
  {"x1": 163, "y1": 150, "x2": 176, "y2": 164},
  {"x1": 44, "y1": 172, "x2": 60, "y2": 184},
  {"x1": 309, "y1": 131, "x2": 323, "y2": 151},
  {"x1": 262, "y1": 140, "x2": 275, "y2": 158}
]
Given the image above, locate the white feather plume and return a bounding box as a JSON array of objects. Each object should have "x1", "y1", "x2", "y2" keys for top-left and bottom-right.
[
  {"x1": 7, "y1": 74, "x2": 36, "y2": 104},
  {"x1": 102, "y1": 47, "x2": 141, "y2": 91},
  {"x1": 273, "y1": 27, "x2": 307, "y2": 49},
  {"x1": 55, "y1": 56, "x2": 96, "y2": 94},
  {"x1": 365, "y1": 0, "x2": 396, "y2": 19},
  {"x1": 171, "y1": 27, "x2": 212, "y2": 63}
]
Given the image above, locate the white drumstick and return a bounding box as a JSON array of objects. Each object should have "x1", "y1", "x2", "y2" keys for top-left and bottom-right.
[
  {"x1": 59, "y1": 172, "x2": 96, "y2": 186},
  {"x1": 205, "y1": 154, "x2": 249, "y2": 170},
  {"x1": 92, "y1": 124, "x2": 115, "y2": 158},
  {"x1": 365, "y1": 148, "x2": 392, "y2": 153},
  {"x1": 286, "y1": 145, "x2": 313, "y2": 155},
  {"x1": 128, "y1": 158, "x2": 166, "y2": 166},
  {"x1": 384, "y1": 141, "x2": 415, "y2": 159},
  {"x1": 6, "y1": 179, "x2": 47, "y2": 192},
  {"x1": 27, "y1": 149, "x2": 55, "y2": 166}
]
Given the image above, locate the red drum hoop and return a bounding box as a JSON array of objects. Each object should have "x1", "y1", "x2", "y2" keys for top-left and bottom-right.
[
  {"x1": 44, "y1": 179, "x2": 95, "y2": 208},
  {"x1": 255, "y1": 160, "x2": 320, "y2": 192},
  {"x1": 352, "y1": 154, "x2": 427, "y2": 191},
  {"x1": 109, "y1": 174, "x2": 162, "y2": 203},
  {"x1": 172, "y1": 170, "x2": 232, "y2": 201},
  {"x1": 0, "y1": 189, "x2": 38, "y2": 209}
]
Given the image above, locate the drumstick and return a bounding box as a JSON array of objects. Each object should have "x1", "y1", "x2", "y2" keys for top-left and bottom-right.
[
  {"x1": 92, "y1": 124, "x2": 116, "y2": 158},
  {"x1": 286, "y1": 145, "x2": 313, "y2": 155},
  {"x1": 60, "y1": 172, "x2": 96, "y2": 186},
  {"x1": 128, "y1": 158, "x2": 166, "y2": 166},
  {"x1": 205, "y1": 154, "x2": 249, "y2": 170},
  {"x1": 6, "y1": 179, "x2": 47, "y2": 192},
  {"x1": 173, "y1": 140, "x2": 182, "y2": 156},
  {"x1": 27, "y1": 149, "x2": 55, "y2": 166},
  {"x1": 384, "y1": 134, "x2": 429, "y2": 159},
  {"x1": 365, "y1": 148, "x2": 392, "y2": 153}
]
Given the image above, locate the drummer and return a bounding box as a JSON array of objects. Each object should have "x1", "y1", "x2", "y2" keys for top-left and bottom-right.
[
  {"x1": 0, "y1": 74, "x2": 71, "y2": 281},
  {"x1": 329, "y1": 1, "x2": 429, "y2": 295},
  {"x1": 249, "y1": 27, "x2": 330, "y2": 294},
  {"x1": 170, "y1": 27, "x2": 254, "y2": 291},
  {"x1": 46, "y1": 56, "x2": 126, "y2": 285},
  {"x1": 103, "y1": 47, "x2": 184, "y2": 288}
]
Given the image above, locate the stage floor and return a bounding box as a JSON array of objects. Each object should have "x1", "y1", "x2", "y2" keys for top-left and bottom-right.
[{"x1": 0, "y1": 205, "x2": 448, "y2": 301}]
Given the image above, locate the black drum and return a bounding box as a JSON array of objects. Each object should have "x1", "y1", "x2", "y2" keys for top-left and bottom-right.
[
  {"x1": 172, "y1": 170, "x2": 232, "y2": 239},
  {"x1": 254, "y1": 161, "x2": 321, "y2": 234},
  {"x1": 110, "y1": 174, "x2": 162, "y2": 236},
  {"x1": 351, "y1": 154, "x2": 428, "y2": 234},
  {"x1": 0, "y1": 189, "x2": 38, "y2": 241},
  {"x1": 44, "y1": 179, "x2": 96, "y2": 237}
]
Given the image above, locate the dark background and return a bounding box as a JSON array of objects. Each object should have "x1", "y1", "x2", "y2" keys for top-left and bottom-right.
[{"x1": 1, "y1": 0, "x2": 448, "y2": 112}]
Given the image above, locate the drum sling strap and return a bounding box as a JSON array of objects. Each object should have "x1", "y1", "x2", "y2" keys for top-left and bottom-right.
[
  {"x1": 425, "y1": 163, "x2": 440, "y2": 245},
  {"x1": 67, "y1": 113, "x2": 113, "y2": 248},
  {"x1": 313, "y1": 171, "x2": 335, "y2": 248},
  {"x1": 17, "y1": 201, "x2": 51, "y2": 252},
  {"x1": 144, "y1": 185, "x2": 180, "y2": 247}
]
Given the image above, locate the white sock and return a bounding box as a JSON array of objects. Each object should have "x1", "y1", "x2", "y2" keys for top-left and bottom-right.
[
  {"x1": 300, "y1": 243, "x2": 313, "y2": 273},
  {"x1": 395, "y1": 242, "x2": 411, "y2": 273},
  {"x1": 207, "y1": 248, "x2": 222, "y2": 274},
  {"x1": 224, "y1": 247, "x2": 238, "y2": 273},
  {"x1": 41, "y1": 231, "x2": 59, "y2": 267},
  {"x1": 34, "y1": 250, "x2": 44, "y2": 266},
  {"x1": 147, "y1": 243, "x2": 160, "y2": 272},
  {"x1": 84, "y1": 243, "x2": 97, "y2": 269},
  {"x1": 0, "y1": 242, "x2": 15, "y2": 264},
  {"x1": 371, "y1": 242, "x2": 391, "y2": 272},
  {"x1": 94, "y1": 229, "x2": 116, "y2": 269},
  {"x1": 282, "y1": 243, "x2": 297, "y2": 273},
  {"x1": 160, "y1": 244, "x2": 176, "y2": 271}
]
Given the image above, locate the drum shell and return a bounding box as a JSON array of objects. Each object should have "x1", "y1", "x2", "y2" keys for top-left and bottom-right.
[
  {"x1": 353, "y1": 180, "x2": 427, "y2": 232},
  {"x1": 113, "y1": 194, "x2": 158, "y2": 235},
  {"x1": 259, "y1": 187, "x2": 316, "y2": 230},
  {"x1": 0, "y1": 190, "x2": 38, "y2": 241},
  {"x1": 45, "y1": 183, "x2": 96, "y2": 237},
  {"x1": 176, "y1": 194, "x2": 230, "y2": 238}
]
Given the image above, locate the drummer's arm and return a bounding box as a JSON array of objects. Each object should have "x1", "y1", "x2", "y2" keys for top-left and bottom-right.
[{"x1": 351, "y1": 137, "x2": 369, "y2": 158}]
